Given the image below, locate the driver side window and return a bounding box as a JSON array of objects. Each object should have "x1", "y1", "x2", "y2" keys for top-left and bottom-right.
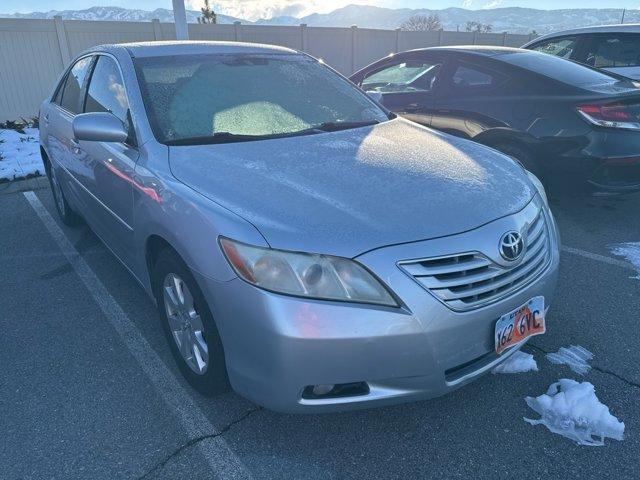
[
  {"x1": 84, "y1": 55, "x2": 135, "y2": 145},
  {"x1": 530, "y1": 36, "x2": 579, "y2": 59},
  {"x1": 361, "y1": 60, "x2": 442, "y2": 94}
]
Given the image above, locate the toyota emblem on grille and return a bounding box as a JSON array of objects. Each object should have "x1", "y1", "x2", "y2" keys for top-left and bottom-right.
[{"x1": 499, "y1": 231, "x2": 524, "y2": 261}]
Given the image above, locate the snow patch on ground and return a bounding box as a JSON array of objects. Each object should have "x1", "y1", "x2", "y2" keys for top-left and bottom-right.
[
  {"x1": 546, "y1": 345, "x2": 593, "y2": 375},
  {"x1": 609, "y1": 242, "x2": 640, "y2": 279},
  {"x1": 0, "y1": 128, "x2": 43, "y2": 181},
  {"x1": 492, "y1": 351, "x2": 538, "y2": 374},
  {"x1": 524, "y1": 379, "x2": 625, "y2": 446}
]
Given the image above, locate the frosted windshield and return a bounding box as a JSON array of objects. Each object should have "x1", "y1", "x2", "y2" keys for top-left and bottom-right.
[{"x1": 135, "y1": 53, "x2": 388, "y2": 143}]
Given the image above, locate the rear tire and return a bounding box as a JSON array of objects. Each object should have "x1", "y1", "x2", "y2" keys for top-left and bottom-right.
[
  {"x1": 153, "y1": 248, "x2": 230, "y2": 397},
  {"x1": 493, "y1": 142, "x2": 543, "y2": 179},
  {"x1": 47, "y1": 164, "x2": 82, "y2": 226}
]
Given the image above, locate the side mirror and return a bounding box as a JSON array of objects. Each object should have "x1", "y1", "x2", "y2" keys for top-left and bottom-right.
[{"x1": 73, "y1": 112, "x2": 128, "y2": 143}]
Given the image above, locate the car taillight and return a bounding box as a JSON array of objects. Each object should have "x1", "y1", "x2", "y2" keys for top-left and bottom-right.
[{"x1": 577, "y1": 103, "x2": 640, "y2": 131}]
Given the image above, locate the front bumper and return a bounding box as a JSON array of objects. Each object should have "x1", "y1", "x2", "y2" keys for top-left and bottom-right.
[{"x1": 198, "y1": 197, "x2": 560, "y2": 413}]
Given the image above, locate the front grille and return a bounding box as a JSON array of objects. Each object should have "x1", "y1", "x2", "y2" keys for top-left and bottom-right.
[{"x1": 398, "y1": 210, "x2": 551, "y2": 311}]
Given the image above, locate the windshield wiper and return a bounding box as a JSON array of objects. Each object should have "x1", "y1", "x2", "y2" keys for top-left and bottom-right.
[
  {"x1": 165, "y1": 132, "x2": 276, "y2": 146},
  {"x1": 165, "y1": 120, "x2": 381, "y2": 146},
  {"x1": 310, "y1": 120, "x2": 380, "y2": 132}
]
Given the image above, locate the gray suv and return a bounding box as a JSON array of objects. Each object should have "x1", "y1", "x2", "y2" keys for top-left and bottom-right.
[
  {"x1": 39, "y1": 41, "x2": 560, "y2": 413},
  {"x1": 523, "y1": 24, "x2": 640, "y2": 80}
]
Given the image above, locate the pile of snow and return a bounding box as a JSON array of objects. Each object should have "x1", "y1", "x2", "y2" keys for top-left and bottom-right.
[
  {"x1": 546, "y1": 345, "x2": 593, "y2": 376},
  {"x1": 492, "y1": 351, "x2": 538, "y2": 374},
  {"x1": 610, "y1": 242, "x2": 640, "y2": 280},
  {"x1": 524, "y1": 379, "x2": 625, "y2": 446},
  {"x1": 0, "y1": 127, "x2": 43, "y2": 181}
]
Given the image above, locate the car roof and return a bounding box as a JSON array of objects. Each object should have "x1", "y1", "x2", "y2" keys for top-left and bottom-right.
[
  {"x1": 524, "y1": 23, "x2": 640, "y2": 46},
  {"x1": 403, "y1": 45, "x2": 524, "y2": 57},
  {"x1": 90, "y1": 41, "x2": 299, "y2": 58},
  {"x1": 391, "y1": 46, "x2": 620, "y2": 81}
]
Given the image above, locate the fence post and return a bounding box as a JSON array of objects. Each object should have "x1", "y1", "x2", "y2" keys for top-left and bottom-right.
[
  {"x1": 234, "y1": 21, "x2": 242, "y2": 42},
  {"x1": 394, "y1": 28, "x2": 400, "y2": 53},
  {"x1": 438, "y1": 28, "x2": 444, "y2": 46},
  {"x1": 152, "y1": 18, "x2": 163, "y2": 41},
  {"x1": 502, "y1": 31, "x2": 507, "y2": 46},
  {"x1": 53, "y1": 16, "x2": 71, "y2": 66},
  {"x1": 350, "y1": 25, "x2": 357, "y2": 73},
  {"x1": 472, "y1": 31, "x2": 478, "y2": 45},
  {"x1": 300, "y1": 23, "x2": 308, "y2": 51}
]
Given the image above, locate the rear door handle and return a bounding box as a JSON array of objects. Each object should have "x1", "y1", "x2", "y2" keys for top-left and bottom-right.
[{"x1": 404, "y1": 102, "x2": 431, "y2": 114}]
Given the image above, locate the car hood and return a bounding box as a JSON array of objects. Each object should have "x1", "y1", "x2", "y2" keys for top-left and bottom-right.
[{"x1": 169, "y1": 118, "x2": 534, "y2": 258}]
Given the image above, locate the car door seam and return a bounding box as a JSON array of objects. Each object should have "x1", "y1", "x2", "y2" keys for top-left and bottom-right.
[{"x1": 51, "y1": 157, "x2": 134, "y2": 232}]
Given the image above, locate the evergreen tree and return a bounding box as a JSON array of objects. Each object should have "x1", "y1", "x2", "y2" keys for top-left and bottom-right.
[{"x1": 198, "y1": 0, "x2": 217, "y2": 24}]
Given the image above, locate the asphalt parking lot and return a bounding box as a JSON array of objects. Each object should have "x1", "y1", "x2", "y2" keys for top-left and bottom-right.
[{"x1": 1, "y1": 178, "x2": 639, "y2": 480}]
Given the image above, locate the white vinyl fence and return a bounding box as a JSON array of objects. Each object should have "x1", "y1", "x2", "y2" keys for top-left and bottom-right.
[{"x1": 0, "y1": 17, "x2": 534, "y2": 121}]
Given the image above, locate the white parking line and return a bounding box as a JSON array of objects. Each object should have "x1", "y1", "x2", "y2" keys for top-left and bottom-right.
[
  {"x1": 23, "y1": 191, "x2": 253, "y2": 480},
  {"x1": 561, "y1": 245, "x2": 635, "y2": 271}
]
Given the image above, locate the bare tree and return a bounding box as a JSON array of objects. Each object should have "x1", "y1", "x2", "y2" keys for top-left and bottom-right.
[
  {"x1": 197, "y1": 0, "x2": 217, "y2": 24},
  {"x1": 465, "y1": 21, "x2": 492, "y2": 33},
  {"x1": 400, "y1": 14, "x2": 442, "y2": 32}
]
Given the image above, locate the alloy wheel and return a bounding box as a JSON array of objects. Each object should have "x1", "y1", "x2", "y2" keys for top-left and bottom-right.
[{"x1": 162, "y1": 273, "x2": 210, "y2": 375}]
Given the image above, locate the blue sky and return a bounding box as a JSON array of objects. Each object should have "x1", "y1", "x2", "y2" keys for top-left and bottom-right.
[{"x1": 2, "y1": 1, "x2": 635, "y2": 19}]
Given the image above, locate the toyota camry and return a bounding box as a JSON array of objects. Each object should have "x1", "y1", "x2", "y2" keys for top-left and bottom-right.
[{"x1": 39, "y1": 41, "x2": 560, "y2": 413}]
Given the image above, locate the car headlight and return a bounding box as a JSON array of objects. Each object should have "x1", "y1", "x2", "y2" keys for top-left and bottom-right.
[
  {"x1": 527, "y1": 170, "x2": 548, "y2": 206},
  {"x1": 220, "y1": 237, "x2": 398, "y2": 307}
]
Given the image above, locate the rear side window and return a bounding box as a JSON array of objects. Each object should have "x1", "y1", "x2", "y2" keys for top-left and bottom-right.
[
  {"x1": 53, "y1": 78, "x2": 65, "y2": 104},
  {"x1": 529, "y1": 36, "x2": 579, "y2": 59},
  {"x1": 447, "y1": 63, "x2": 506, "y2": 92},
  {"x1": 585, "y1": 34, "x2": 640, "y2": 68},
  {"x1": 361, "y1": 61, "x2": 442, "y2": 93},
  {"x1": 59, "y1": 56, "x2": 92, "y2": 114},
  {"x1": 452, "y1": 65, "x2": 495, "y2": 87},
  {"x1": 500, "y1": 51, "x2": 619, "y2": 88}
]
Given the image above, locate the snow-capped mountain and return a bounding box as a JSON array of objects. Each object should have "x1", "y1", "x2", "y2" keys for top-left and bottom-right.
[
  {"x1": 279, "y1": 5, "x2": 636, "y2": 34},
  {"x1": 0, "y1": 5, "x2": 635, "y2": 34},
  {"x1": 0, "y1": 6, "x2": 242, "y2": 25}
]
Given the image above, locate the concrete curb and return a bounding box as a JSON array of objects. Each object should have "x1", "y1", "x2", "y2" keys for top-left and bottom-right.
[{"x1": 0, "y1": 175, "x2": 48, "y2": 196}]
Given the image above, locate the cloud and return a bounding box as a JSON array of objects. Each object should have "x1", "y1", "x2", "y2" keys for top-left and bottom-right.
[
  {"x1": 462, "y1": 0, "x2": 473, "y2": 7},
  {"x1": 187, "y1": 0, "x2": 368, "y2": 21},
  {"x1": 482, "y1": 0, "x2": 503, "y2": 8}
]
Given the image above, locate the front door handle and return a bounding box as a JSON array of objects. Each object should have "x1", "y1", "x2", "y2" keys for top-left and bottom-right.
[
  {"x1": 70, "y1": 138, "x2": 81, "y2": 154},
  {"x1": 404, "y1": 103, "x2": 427, "y2": 114}
]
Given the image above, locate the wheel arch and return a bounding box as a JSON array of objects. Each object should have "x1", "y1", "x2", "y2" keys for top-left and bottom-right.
[
  {"x1": 40, "y1": 146, "x2": 51, "y2": 175},
  {"x1": 145, "y1": 234, "x2": 182, "y2": 294},
  {"x1": 473, "y1": 127, "x2": 537, "y2": 152}
]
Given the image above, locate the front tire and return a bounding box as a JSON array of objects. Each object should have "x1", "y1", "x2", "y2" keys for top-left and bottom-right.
[{"x1": 153, "y1": 249, "x2": 230, "y2": 396}]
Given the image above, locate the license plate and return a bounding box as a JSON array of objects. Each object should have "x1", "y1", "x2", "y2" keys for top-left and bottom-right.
[{"x1": 495, "y1": 296, "x2": 545, "y2": 354}]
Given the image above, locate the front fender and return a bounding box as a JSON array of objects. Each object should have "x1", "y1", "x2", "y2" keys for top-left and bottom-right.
[{"x1": 131, "y1": 144, "x2": 268, "y2": 295}]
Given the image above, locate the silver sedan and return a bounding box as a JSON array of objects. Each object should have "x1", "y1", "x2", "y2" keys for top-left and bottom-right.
[{"x1": 39, "y1": 41, "x2": 560, "y2": 413}]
